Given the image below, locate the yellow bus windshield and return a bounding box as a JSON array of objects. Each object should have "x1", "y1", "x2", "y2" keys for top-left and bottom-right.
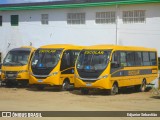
[
  {"x1": 3, "y1": 50, "x2": 30, "y2": 66},
  {"x1": 31, "y1": 49, "x2": 62, "y2": 75},
  {"x1": 76, "y1": 50, "x2": 111, "y2": 78}
]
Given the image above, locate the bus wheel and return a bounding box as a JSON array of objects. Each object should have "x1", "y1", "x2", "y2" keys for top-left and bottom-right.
[
  {"x1": 62, "y1": 80, "x2": 70, "y2": 91},
  {"x1": 37, "y1": 86, "x2": 45, "y2": 90},
  {"x1": 109, "y1": 83, "x2": 118, "y2": 95},
  {"x1": 81, "y1": 88, "x2": 89, "y2": 95},
  {"x1": 140, "y1": 80, "x2": 146, "y2": 92}
]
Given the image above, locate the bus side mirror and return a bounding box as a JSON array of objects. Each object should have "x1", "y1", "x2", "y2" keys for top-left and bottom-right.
[{"x1": 111, "y1": 63, "x2": 119, "y2": 68}]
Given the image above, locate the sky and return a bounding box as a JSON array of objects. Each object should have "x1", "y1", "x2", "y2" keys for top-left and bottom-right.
[{"x1": 0, "y1": 0, "x2": 68, "y2": 4}]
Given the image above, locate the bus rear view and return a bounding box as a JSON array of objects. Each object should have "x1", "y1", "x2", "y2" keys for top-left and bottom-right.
[
  {"x1": 1, "y1": 46, "x2": 35, "y2": 87},
  {"x1": 29, "y1": 44, "x2": 82, "y2": 90}
]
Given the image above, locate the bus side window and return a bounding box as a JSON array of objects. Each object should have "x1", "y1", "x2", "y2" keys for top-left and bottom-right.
[
  {"x1": 150, "y1": 52, "x2": 157, "y2": 65},
  {"x1": 126, "y1": 52, "x2": 135, "y2": 66},
  {"x1": 111, "y1": 51, "x2": 120, "y2": 68},
  {"x1": 60, "y1": 50, "x2": 71, "y2": 70},
  {"x1": 72, "y1": 50, "x2": 80, "y2": 67},
  {"x1": 142, "y1": 52, "x2": 150, "y2": 66},
  {"x1": 135, "y1": 52, "x2": 143, "y2": 66},
  {"x1": 68, "y1": 50, "x2": 74, "y2": 67},
  {"x1": 120, "y1": 52, "x2": 127, "y2": 67}
]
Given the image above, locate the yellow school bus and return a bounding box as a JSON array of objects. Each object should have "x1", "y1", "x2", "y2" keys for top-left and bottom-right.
[
  {"x1": 74, "y1": 45, "x2": 159, "y2": 95},
  {"x1": 29, "y1": 44, "x2": 83, "y2": 90},
  {"x1": 1, "y1": 46, "x2": 35, "y2": 87}
]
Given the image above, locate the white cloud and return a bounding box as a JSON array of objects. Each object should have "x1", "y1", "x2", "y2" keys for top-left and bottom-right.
[{"x1": 5, "y1": 0, "x2": 67, "y2": 4}]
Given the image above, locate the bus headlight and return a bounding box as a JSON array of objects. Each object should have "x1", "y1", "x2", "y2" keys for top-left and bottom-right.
[
  {"x1": 49, "y1": 72, "x2": 58, "y2": 76},
  {"x1": 98, "y1": 74, "x2": 108, "y2": 79},
  {"x1": 18, "y1": 70, "x2": 28, "y2": 73}
]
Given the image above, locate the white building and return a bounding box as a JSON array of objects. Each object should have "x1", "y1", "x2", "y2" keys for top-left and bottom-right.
[{"x1": 0, "y1": 0, "x2": 160, "y2": 60}]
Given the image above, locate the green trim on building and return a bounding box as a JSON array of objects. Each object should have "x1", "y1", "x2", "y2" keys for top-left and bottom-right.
[{"x1": 0, "y1": 0, "x2": 160, "y2": 11}]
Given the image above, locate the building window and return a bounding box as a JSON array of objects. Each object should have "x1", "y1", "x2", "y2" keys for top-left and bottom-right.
[
  {"x1": 11, "y1": 15, "x2": 19, "y2": 26},
  {"x1": 67, "y1": 13, "x2": 85, "y2": 24},
  {"x1": 41, "y1": 14, "x2": 49, "y2": 25},
  {"x1": 96, "y1": 12, "x2": 116, "y2": 24},
  {"x1": 123, "y1": 10, "x2": 145, "y2": 23},
  {"x1": 0, "y1": 16, "x2": 2, "y2": 26}
]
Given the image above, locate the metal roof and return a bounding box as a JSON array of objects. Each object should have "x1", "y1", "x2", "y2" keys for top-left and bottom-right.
[
  {"x1": 83, "y1": 44, "x2": 157, "y2": 51},
  {"x1": 40, "y1": 44, "x2": 83, "y2": 50},
  {"x1": 10, "y1": 48, "x2": 31, "y2": 52},
  {"x1": 0, "y1": 0, "x2": 159, "y2": 11}
]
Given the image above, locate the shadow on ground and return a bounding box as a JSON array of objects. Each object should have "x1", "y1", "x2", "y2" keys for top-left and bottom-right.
[
  {"x1": 26, "y1": 86, "x2": 63, "y2": 92},
  {"x1": 69, "y1": 87, "x2": 148, "y2": 96},
  {"x1": 150, "y1": 96, "x2": 160, "y2": 99}
]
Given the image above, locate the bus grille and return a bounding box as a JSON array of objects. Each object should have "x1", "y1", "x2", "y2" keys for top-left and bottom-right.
[
  {"x1": 77, "y1": 70, "x2": 102, "y2": 79},
  {"x1": 5, "y1": 71, "x2": 18, "y2": 79}
]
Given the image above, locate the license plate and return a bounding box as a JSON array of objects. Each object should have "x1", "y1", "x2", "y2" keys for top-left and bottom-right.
[
  {"x1": 86, "y1": 83, "x2": 92, "y2": 86},
  {"x1": 8, "y1": 74, "x2": 14, "y2": 77},
  {"x1": 38, "y1": 80, "x2": 43, "y2": 82}
]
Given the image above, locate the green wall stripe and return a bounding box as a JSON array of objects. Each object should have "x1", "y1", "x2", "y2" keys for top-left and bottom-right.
[{"x1": 0, "y1": 0, "x2": 160, "y2": 11}]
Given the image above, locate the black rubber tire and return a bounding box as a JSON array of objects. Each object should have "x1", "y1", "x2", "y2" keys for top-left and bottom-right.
[
  {"x1": 62, "y1": 80, "x2": 70, "y2": 91},
  {"x1": 109, "y1": 83, "x2": 118, "y2": 95},
  {"x1": 140, "y1": 81, "x2": 146, "y2": 92},
  {"x1": 81, "y1": 88, "x2": 89, "y2": 95}
]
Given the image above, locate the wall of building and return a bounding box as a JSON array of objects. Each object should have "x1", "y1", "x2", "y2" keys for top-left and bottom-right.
[
  {"x1": 118, "y1": 3, "x2": 160, "y2": 50},
  {"x1": 0, "y1": 3, "x2": 160, "y2": 60}
]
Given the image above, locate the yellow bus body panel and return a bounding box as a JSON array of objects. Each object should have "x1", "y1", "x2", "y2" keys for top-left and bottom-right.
[
  {"x1": 1, "y1": 46, "x2": 35, "y2": 82},
  {"x1": 1, "y1": 65, "x2": 29, "y2": 81},
  {"x1": 74, "y1": 45, "x2": 159, "y2": 90},
  {"x1": 29, "y1": 44, "x2": 83, "y2": 86}
]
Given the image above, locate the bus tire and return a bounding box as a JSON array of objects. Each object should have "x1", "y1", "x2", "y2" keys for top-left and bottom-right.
[
  {"x1": 81, "y1": 88, "x2": 89, "y2": 95},
  {"x1": 140, "y1": 80, "x2": 146, "y2": 92},
  {"x1": 62, "y1": 79, "x2": 70, "y2": 91},
  {"x1": 109, "y1": 82, "x2": 118, "y2": 95}
]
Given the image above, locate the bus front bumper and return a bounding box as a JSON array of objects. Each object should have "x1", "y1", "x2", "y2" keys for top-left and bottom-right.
[
  {"x1": 29, "y1": 74, "x2": 60, "y2": 86},
  {"x1": 1, "y1": 72, "x2": 29, "y2": 82},
  {"x1": 74, "y1": 77, "x2": 112, "y2": 90}
]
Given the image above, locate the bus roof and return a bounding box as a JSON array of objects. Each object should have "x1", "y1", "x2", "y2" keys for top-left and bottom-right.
[
  {"x1": 20, "y1": 46, "x2": 36, "y2": 50},
  {"x1": 83, "y1": 44, "x2": 157, "y2": 51},
  {"x1": 10, "y1": 46, "x2": 36, "y2": 52},
  {"x1": 40, "y1": 44, "x2": 83, "y2": 50}
]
